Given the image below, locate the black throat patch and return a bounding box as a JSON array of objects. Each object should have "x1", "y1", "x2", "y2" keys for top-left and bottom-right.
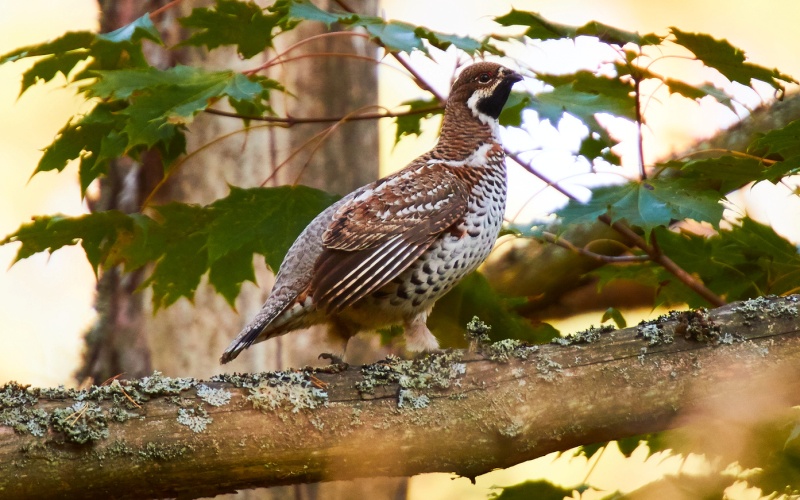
[{"x1": 476, "y1": 81, "x2": 515, "y2": 119}]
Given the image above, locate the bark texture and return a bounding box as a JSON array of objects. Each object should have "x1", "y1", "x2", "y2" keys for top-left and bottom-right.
[{"x1": 3, "y1": 295, "x2": 799, "y2": 499}]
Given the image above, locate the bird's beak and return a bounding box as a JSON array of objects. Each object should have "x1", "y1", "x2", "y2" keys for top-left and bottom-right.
[{"x1": 503, "y1": 69, "x2": 523, "y2": 84}]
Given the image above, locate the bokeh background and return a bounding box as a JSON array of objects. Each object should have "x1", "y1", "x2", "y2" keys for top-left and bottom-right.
[{"x1": 3, "y1": 1, "x2": 800, "y2": 498}]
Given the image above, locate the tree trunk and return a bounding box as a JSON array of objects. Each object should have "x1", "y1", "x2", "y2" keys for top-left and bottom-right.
[
  {"x1": 81, "y1": 1, "x2": 405, "y2": 498},
  {"x1": 4, "y1": 295, "x2": 800, "y2": 499}
]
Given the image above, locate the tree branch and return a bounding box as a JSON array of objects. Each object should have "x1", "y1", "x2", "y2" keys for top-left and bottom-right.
[{"x1": 2, "y1": 296, "x2": 799, "y2": 499}]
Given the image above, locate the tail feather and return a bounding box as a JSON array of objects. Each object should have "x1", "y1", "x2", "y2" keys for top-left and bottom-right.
[{"x1": 220, "y1": 299, "x2": 293, "y2": 364}]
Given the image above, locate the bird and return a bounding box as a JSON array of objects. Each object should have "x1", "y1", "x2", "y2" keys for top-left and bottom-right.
[{"x1": 221, "y1": 62, "x2": 522, "y2": 364}]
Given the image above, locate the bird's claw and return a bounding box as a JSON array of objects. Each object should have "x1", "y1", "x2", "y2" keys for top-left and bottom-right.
[{"x1": 318, "y1": 352, "x2": 348, "y2": 367}]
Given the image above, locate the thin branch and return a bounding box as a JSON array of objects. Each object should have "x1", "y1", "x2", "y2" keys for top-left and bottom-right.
[
  {"x1": 541, "y1": 231, "x2": 649, "y2": 263},
  {"x1": 634, "y1": 74, "x2": 647, "y2": 180},
  {"x1": 245, "y1": 32, "x2": 371, "y2": 75},
  {"x1": 141, "y1": 123, "x2": 281, "y2": 208},
  {"x1": 150, "y1": 0, "x2": 183, "y2": 19},
  {"x1": 203, "y1": 104, "x2": 443, "y2": 125},
  {"x1": 600, "y1": 215, "x2": 727, "y2": 307}
]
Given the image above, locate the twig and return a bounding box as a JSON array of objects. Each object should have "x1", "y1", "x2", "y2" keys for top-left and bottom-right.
[
  {"x1": 541, "y1": 232, "x2": 649, "y2": 263},
  {"x1": 203, "y1": 104, "x2": 443, "y2": 125},
  {"x1": 600, "y1": 215, "x2": 727, "y2": 307},
  {"x1": 150, "y1": 0, "x2": 183, "y2": 19}
]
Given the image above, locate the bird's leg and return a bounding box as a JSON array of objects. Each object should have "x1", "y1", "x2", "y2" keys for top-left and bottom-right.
[
  {"x1": 403, "y1": 310, "x2": 440, "y2": 352},
  {"x1": 318, "y1": 319, "x2": 356, "y2": 367}
]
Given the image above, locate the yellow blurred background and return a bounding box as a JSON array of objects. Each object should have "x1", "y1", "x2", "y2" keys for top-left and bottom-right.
[{"x1": 3, "y1": 1, "x2": 800, "y2": 498}]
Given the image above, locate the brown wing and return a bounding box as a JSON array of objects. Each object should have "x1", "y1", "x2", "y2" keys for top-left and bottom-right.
[{"x1": 312, "y1": 163, "x2": 469, "y2": 312}]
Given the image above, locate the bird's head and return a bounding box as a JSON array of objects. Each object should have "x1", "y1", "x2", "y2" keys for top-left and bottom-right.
[{"x1": 449, "y1": 62, "x2": 523, "y2": 123}]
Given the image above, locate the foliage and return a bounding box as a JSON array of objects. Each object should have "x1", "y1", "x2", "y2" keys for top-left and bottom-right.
[{"x1": 3, "y1": 1, "x2": 800, "y2": 497}]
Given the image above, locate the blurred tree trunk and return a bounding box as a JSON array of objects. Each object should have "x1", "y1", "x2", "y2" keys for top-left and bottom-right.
[{"x1": 79, "y1": 1, "x2": 405, "y2": 499}]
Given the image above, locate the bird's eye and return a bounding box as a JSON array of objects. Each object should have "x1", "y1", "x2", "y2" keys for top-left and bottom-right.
[{"x1": 477, "y1": 72, "x2": 492, "y2": 83}]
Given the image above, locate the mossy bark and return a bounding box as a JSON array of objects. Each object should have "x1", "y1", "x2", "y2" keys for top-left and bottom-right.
[{"x1": 3, "y1": 296, "x2": 800, "y2": 499}]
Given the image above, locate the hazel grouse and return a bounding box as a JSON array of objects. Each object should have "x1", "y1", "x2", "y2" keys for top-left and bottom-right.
[{"x1": 221, "y1": 62, "x2": 522, "y2": 363}]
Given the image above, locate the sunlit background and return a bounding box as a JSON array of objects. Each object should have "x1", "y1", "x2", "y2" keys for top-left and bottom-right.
[{"x1": 3, "y1": 1, "x2": 800, "y2": 498}]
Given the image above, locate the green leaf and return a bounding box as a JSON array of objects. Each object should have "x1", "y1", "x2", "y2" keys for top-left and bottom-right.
[
  {"x1": 1, "y1": 211, "x2": 134, "y2": 275},
  {"x1": 280, "y1": 0, "x2": 497, "y2": 55},
  {"x1": 35, "y1": 103, "x2": 128, "y2": 194},
  {"x1": 414, "y1": 29, "x2": 499, "y2": 55},
  {"x1": 428, "y1": 272, "x2": 558, "y2": 348},
  {"x1": 675, "y1": 156, "x2": 773, "y2": 193},
  {"x1": 0, "y1": 31, "x2": 94, "y2": 64},
  {"x1": 750, "y1": 119, "x2": 800, "y2": 180},
  {"x1": 95, "y1": 14, "x2": 162, "y2": 45},
  {"x1": 601, "y1": 307, "x2": 627, "y2": 329},
  {"x1": 592, "y1": 219, "x2": 800, "y2": 307},
  {"x1": 494, "y1": 9, "x2": 576, "y2": 41},
  {"x1": 281, "y1": 0, "x2": 354, "y2": 25},
  {"x1": 495, "y1": 9, "x2": 660, "y2": 46},
  {"x1": 207, "y1": 185, "x2": 338, "y2": 272},
  {"x1": 557, "y1": 179, "x2": 724, "y2": 236},
  {"x1": 491, "y1": 480, "x2": 581, "y2": 500},
  {"x1": 179, "y1": 0, "x2": 285, "y2": 59},
  {"x1": 671, "y1": 28, "x2": 796, "y2": 91},
  {"x1": 364, "y1": 21, "x2": 424, "y2": 53},
  {"x1": 20, "y1": 52, "x2": 89, "y2": 95},
  {"x1": 576, "y1": 21, "x2": 661, "y2": 46},
  {"x1": 140, "y1": 203, "x2": 213, "y2": 309},
  {"x1": 662, "y1": 78, "x2": 735, "y2": 112},
  {"x1": 498, "y1": 91, "x2": 533, "y2": 127},
  {"x1": 578, "y1": 134, "x2": 621, "y2": 165},
  {"x1": 393, "y1": 98, "x2": 443, "y2": 143},
  {"x1": 208, "y1": 248, "x2": 257, "y2": 307},
  {"x1": 532, "y1": 72, "x2": 635, "y2": 150},
  {"x1": 86, "y1": 66, "x2": 276, "y2": 156}
]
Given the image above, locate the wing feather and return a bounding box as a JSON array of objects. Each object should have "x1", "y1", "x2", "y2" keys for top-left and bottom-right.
[{"x1": 312, "y1": 164, "x2": 469, "y2": 311}]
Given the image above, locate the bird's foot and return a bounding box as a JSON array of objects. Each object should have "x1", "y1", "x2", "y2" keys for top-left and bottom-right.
[{"x1": 318, "y1": 352, "x2": 349, "y2": 368}]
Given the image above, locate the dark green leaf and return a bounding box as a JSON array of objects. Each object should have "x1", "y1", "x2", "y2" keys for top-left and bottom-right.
[
  {"x1": 95, "y1": 14, "x2": 162, "y2": 45},
  {"x1": 180, "y1": 0, "x2": 285, "y2": 59},
  {"x1": 0, "y1": 31, "x2": 94, "y2": 64},
  {"x1": 617, "y1": 435, "x2": 645, "y2": 456},
  {"x1": 281, "y1": 0, "x2": 497, "y2": 55},
  {"x1": 578, "y1": 134, "x2": 621, "y2": 165},
  {"x1": 20, "y1": 52, "x2": 89, "y2": 95},
  {"x1": 556, "y1": 179, "x2": 724, "y2": 236},
  {"x1": 1, "y1": 211, "x2": 134, "y2": 275},
  {"x1": 208, "y1": 247, "x2": 257, "y2": 306},
  {"x1": 207, "y1": 185, "x2": 338, "y2": 272},
  {"x1": 593, "y1": 219, "x2": 800, "y2": 307},
  {"x1": 394, "y1": 98, "x2": 443, "y2": 143},
  {"x1": 576, "y1": 21, "x2": 661, "y2": 46},
  {"x1": 281, "y1": 0, "x2": 355, "y2": 26},
  {"x1": 428, "y1": 272, "x2": 558, "y2": 347},
  {"x1": 577, "y1": 442, "x2": 605, "y2": 459},
  {"x1": 496, "y1": 9, "x2": 660, "y2": 46},
  {"x1": 494, "y1": 10, "x2": 576, "y2": 41},
  {"x1": 671, "y1": 28, "x2": 796, "y2": 91},
  {"x1": 750, "y1": 119, "x2": 800, "y2": 180},
  {"x1": 498, "y1": 91, "x2": 533, "y2": 127},
  {"x1": 491, "y1": 480, "x2": 580, "y2": 500},
  {"x1": 662, "y1": 78, "x2": 735, "y2": 112},
  {"x1": 414, "y1": 29, "x2": 499, "y2": 55},
  {"x1": 533, "y1": 73, "x2": 635, "y2": 149},
  {"x1": 675, "y1": 156, "x2": 771, "y2": 193},
  {"x1": 365, "y1": 22, "x2": 424, "y2": 53},
  {"x1": 601, "y1": 307, "x2": 627, "y2": 329}
]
